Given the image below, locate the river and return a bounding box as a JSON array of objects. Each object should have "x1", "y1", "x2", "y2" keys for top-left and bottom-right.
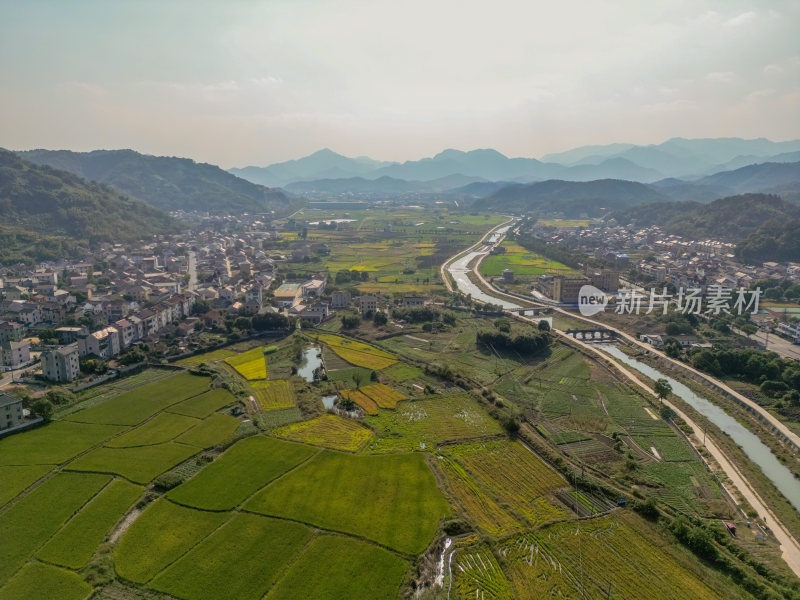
[{"x1": 598, "y1": 344, "x2": 800, "y2": 512}]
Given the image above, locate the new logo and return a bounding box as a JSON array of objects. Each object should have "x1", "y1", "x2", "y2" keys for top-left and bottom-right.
[{"x1": 578, "y1": 285, "x2": 608, "y2": 316}]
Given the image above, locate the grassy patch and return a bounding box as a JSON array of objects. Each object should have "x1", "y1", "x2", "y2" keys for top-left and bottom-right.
[
  {"x1": 167, "y1": 436, "x2": 317, "y2": 511},
  {"x1": 265, "y1": 535, "x2": 408, "y2": 600},
  {"x1": 175, "y1": 414, "x2": 240, "y2": 448},
  {"x1": 38, "y1": 478, "x2": 142, "y2": 569},
  {"x1": 0, "y1": 472, "x2": 110, "y2": 583},
  {"x1": 151, "y1": 513, "x2": 312, "y2": 600},
  {"x1": 166, "y1": 388, "x2": 237, "y2": 419},
  {"x1": 272, "y1": 414, "x2": 374, "y2": 452},
  {"x1": 67, "y1": 443, "x2": 198, "y2": 484},
  {"x1": 115, "y1": 499, "x2": 229, "y2": 584},
  {"x1": 0, "y1": 422, "x2": 123, "y2": 466},
  {"x1": 251, "y1": 379, "x2": 295, "y2": 411},
  {"x1": 106, "y1": 413, "x2": 200, "y2": 448},
  {"x1": 360, "y1": 383, "x2": 407, "y2": 409},
  {"x1": 225, "y1": 346, "x2": 268, "y2": 380},
  {"x1": 0, "y1": 562, "x2": 93, "y2": 600},
  {"x1": 317, "y1": 334, "x2": 397, "y2": 369},
  {"x1": 0, "y1": 465, "x2": 53, "y2": 506},
  {"x1": 65, "y1": 373, "x2": 210, "y2": 426},
  {"x1": 383, "y1": 362, "x2": 424, "y2": 382},
  {"x1": 246, "y1": 451, "x2": 449, "y2": 554}
]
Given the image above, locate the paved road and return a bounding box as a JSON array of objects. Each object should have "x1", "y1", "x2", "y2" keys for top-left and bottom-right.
[
  {"x1": 738, "y1": 328, "x2": 800, "y2": 362},
  {"x1": 187, "y1": 250, "x2": 197, "y2": 292}
]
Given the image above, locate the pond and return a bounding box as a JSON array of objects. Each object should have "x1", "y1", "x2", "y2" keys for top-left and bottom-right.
[{"x1": 297, "y1": 347, "x2": 323, "y2": 382}]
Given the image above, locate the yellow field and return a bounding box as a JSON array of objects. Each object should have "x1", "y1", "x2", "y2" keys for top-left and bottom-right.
[
  {"x1": 360, "y1": 384, "x2": 407, "y2": 409},
  {"x1": 225, "y1": 347, "x2": 268, "y2": 380},
  {"x1": 251, "y1": 380, "x2": 295, "y2": 411},
  {"x1": 272, "y1": 414, "x2": 374, "y2": 452},
  {"x1": 317, "y1": 334, "x2": 397, "y2": 370},
  {"x1": 340, "y1": 389, "x2": 379, "y2": 415}
]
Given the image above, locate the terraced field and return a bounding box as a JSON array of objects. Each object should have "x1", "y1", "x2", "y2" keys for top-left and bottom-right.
[
  {"x1": 317, "y1": 333, "x2": 397, "y2": 369},
  {"x1": 0, "y1": 563, "x2": 92, "y2": 600},
  {"x1": 339, "y1": 388, "x2": 378, "y2": 415},
  {"x1": 105, "y1": 412, "x2": 199, "y2": 448},
  {"x1": 501, "y1": 516, "x2": 731, "y2": 599},
  {"x1": 251, "y1": 379, "x2": 295, "y2": 411},
  {"x1": 225, "y1": 346, "x2": 268, "y2": 380},
  {"x1": 360, "y1": 383, "x2": 407, "y2": 409},
  {"x1": 167, "y1": 436, "x2": 317, "y2": 511},
  {"x1": 65, "y1": 372, "x2": 210, "y2": 426},
  {"x1": 272, "y1": 414, "x2": 373, "y2": 451},
  {"x1": 0, "y1": 421, "x2": 124, "y2": 465},
  {"x1": 438, "y1": 441, "x2": 568, "y2": 535},
  {"x1": 246, "y1": 451, "x2": 449, "y2": 554},
  {"x1": 453, "y1": 544, "x2": 513, "y2": 600},
  {"x1": 177, "y1": 348, "x2": 236, "y2": 366},
  {"x1": 166, "y1": 388, "x2": 236, "y2": 418},
  {"x1": 175, "y1": 413, "x2": 240, "y2": 448},
  {"x1": 115, "y1": 499, "x2": 230, "y2": 583},
  {"x1": 0, "y1": 465, "x2": 54, "y2": 505},
  {"x1": 67, "y1": 443, "x2": 199, "y2": 484}
]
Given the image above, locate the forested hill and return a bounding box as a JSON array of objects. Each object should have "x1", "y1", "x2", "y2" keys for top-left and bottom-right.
[
  {"x1": 16, "y1": 148, "x2": 293, "y2": 214},
  {"x1": 475, "y1": 179, "x2": 668, "y2": 217},
  {"x1": 0, "y1": 150, "x2": 177, "y2": 262},
  {"x1": 612, "y1": 194, "x2": 800, "y2": 242}
]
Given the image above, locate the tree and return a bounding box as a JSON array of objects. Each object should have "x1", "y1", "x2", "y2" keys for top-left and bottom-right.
[
  {"x1": 537, "y1": 320, "x2": 550, "y2": 331},
  {"x1": 654, "y1": 378, "x2": 672, "y2": 403},
  {"x1": 352, "y1": 371, "x2": 363, "y2": 390},
  {"x1": 373, "y1": 311, "x2": 388, "y2": 326},
  {"x1": 31, "y1": 398, "x2": 54, "y2": 422}
]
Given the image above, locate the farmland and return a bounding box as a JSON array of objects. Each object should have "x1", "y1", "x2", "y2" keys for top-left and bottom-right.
[
  {"x1": 272, "y1": 414, "x2": 374, "y2": 451},
  {"x1": 65, "y1": 372, "x2": 210, "y2": 426},
  {"x1": 0, "y1": 464, "x2": 53, "y2": 505},
  {"x1": 175, "y1": 413, "x2": 240, "y2": 448},
  {"x1": 105, "y1": 412, "x2": 199, "y2": 447},
  {"x1": 166, "y1": 436, "x2": 317, "y2": 511},
  {"x1": 0, "y1": 472, "x2": 110, "y2": 583},
  {"x1": 317, "y1": 333, "x2": 397, "y2": 369},
  {"x1": 360, "y1": 383, "x2": 407, "y2": 408},
  {"x1": 38, "y1": 478, "x2": 142, "y2": 569},
  {"x1": 225, "y1": 346, "x2": 268, "y2": 380},
  {"x1": 115, "y1": 499, "x2": 230, "y2": 583},
  {"x1": 0, "y1": 421, "x2": 123, "y2": 465},
  {"x1": 0, "y1": 563, "x2": 92, "y2": 600},
  {"x1": 251, "y1": 379, "x2": 295, "y2": 411},
  {"x1": 367, "y1": 393, "x2": 503, "y2": 452},
  {"x1": 246, "y1": 451, "x2": 450, "y2": 554},
  {"x1": 67, "y1": 442, "x2": 199, "y2": 484},
  {"x1": 498, "y1": 515, "x2": 737, "y2": 599},
  {"x1": 480, "y1": 241, "x2": 578, "y2": 278},
  {"x1": 339, "y1": 388, "x2": 379, "y2": 415},
  {"x1": 264, "y1": 535, "x2": 409, "y2": 600},
  {"x1": 166, "y1": 387, "x2": 236, "y2": 418},
  {"x1": 177, "y1": 347, "x2": 236, "y2": 366},
  {"x1": 151, "y1": 513, "x2": 312, "y2": 600}
]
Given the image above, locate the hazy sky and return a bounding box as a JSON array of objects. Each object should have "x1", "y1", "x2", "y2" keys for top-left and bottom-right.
[{"x1": 2, "y1": 0, "x2": 798, "y2": 167}]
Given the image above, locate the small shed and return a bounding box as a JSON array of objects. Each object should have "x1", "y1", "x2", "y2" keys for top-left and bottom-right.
[{"x1": 725, "y1": 522, "x2": 736, "y2": 536}]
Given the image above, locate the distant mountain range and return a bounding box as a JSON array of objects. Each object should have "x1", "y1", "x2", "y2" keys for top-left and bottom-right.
[
  {"x1": 468, "y1": 162, "x2": 800, "y2": 217},
  {"x1": 0, "y1": 150, "x2": 176, "y2": 263},
  {"x1": 15, "y1": 149, "x2": 294, "y2": 214},
  {"x1": 230, "y1": 137, "x2": 800, "y2": 189}
]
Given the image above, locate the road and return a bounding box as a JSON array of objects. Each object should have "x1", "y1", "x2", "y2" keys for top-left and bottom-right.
[
  {"x1": 738, "y1": 327, "x2": 800, "y2": 362},
  {"x1": 187, "y1": 250, "x2": 197, "y2": 292}
]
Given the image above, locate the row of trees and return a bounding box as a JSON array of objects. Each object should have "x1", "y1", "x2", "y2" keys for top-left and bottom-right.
[{"x1": 476, "y1": 330, "x2": 550, "y2": 356}]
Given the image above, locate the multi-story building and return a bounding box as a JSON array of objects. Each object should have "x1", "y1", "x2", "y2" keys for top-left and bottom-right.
[
  {"x1": 41, "y1": 344, "x2": 80, "y2": 382},
  {"x1": 0, "y1": 393, "x2": 25, "y2": 431},
  {"x1": 331, "y1": 290, "x2": 351, "y2": 309},
  {"x1": 0, "y1": 340, "x2": 31, "y2": 370},
  {"x1": 78, "y1": 327, "x2": 121, "y2": 359}
]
